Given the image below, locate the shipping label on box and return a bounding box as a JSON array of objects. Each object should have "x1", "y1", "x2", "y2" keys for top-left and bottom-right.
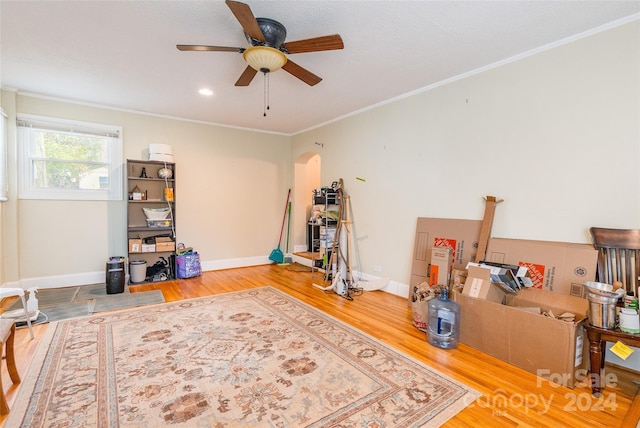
[{"x1": 486, "y1": 238, "x2": 598, "y2": 296}]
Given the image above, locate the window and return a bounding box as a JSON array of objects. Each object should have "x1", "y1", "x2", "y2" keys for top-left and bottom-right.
[{"x1": 17, "y1": 114, "x2": 122, "y2": 200}]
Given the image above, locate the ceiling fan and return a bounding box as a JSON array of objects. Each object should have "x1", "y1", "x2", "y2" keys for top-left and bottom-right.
[{"x1": 177, "y1": 0, "x2": 344, "y2": 87}]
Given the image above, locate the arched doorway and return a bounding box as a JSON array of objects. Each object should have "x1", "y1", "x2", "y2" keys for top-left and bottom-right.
[{"x1": 292, "y1": 152, "x2": 320, "y2": 255}]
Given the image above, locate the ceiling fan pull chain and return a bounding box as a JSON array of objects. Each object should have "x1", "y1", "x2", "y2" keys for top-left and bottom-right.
[{"x1": 263, "y1": 71, "x2": 271, "y2": 117}]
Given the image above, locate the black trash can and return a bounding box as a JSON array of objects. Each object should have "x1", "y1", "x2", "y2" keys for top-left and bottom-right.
[{"x1": 106, "y1": 257, "x2": 126, "y2": 294}]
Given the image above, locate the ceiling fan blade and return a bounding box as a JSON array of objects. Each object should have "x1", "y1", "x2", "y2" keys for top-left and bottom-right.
[
  {"x1": 177, "y1": 45, "x2": 243, "y2": 53},
  {"x1": 283, "y1": 34, "x2": 344, "y2": 54},
  {"x1": 282, "y1": 60, "x2": 322, "y2": 86},
  {"x1": 235, "y1": 65, "x2": 258, "y2": 86},
  {"x1": 225, "y1": 0, "x2": 265, "y2": 42}
]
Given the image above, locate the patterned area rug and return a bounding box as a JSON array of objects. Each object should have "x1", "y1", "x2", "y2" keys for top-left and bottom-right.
[{"x1": 8, "y1": 287, "x2": 480, "y2": 427}]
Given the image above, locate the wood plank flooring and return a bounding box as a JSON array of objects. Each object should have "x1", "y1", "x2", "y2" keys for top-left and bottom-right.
[{"x1": 1, "y1": 263, "x2": 637, "y2": 427}]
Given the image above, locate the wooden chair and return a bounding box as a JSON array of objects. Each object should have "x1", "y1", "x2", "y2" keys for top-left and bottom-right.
[
  {"x1": 0, "y1": 319, "x2": 20, "y2": 416},
  {"x1": 589, "y1": 227, "x2": 640, "y2": 424},
  {"x1": 590, "y1": 227, "x2": 640, "y2": 298}
]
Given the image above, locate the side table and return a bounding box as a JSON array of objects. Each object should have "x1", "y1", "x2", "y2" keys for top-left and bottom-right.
[{"x1": 586, "y1": 324, "x2": 640, "y2": 395}]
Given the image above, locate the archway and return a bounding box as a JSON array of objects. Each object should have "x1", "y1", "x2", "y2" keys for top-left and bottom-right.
[{"x1": 292, "y1": 152, "x2": 321, "y2": 254}]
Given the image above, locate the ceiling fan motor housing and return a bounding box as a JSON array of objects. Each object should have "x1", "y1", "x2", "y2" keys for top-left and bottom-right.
[
  {"x1": 245, "y1": 18, "x2": 287, "y2": 49},
  {"x1": 177, "y1": 1, "x2": 342, "y2": 87}
]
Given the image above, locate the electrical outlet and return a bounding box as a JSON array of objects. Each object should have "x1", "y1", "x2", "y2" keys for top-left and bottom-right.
[{"x1": 373, "y1": 265, "x2": 382, "y2": 273}]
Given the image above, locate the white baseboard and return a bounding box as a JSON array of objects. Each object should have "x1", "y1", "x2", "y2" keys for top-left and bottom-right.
[
  {"x1": 2, "y1": 256, "x2": 410, "y2": 299},
  {"x1": 284, "y1": 258, "x2": 409, "y2": 299},
  {"x1": 200, "y1": 256, "x2": 272, "y2": 271},
  {"x1": 291, "y1": 254, "x2": 313, "y2": 267},
  {"x1": 3, "y1": 271, "x2": 106, "y2": 290},
  {"x1": 352, "y1": 270, "x2": 409, "y2": 298}
]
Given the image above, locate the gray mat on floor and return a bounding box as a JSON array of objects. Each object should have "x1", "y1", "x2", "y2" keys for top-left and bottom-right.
[
  {"x1": 75, "y1": 283, "x2": 128, "y2": 301},
  {"x1": 7, "y1": 284, "x2": 165, "y2": 326},
  {"x1": 31, "y1": 286, "x2": 80, "y2": 307},
  {"x1": 91, "y1": 290, "x2": 165, "y2": 313},
  {"x1": 35, "y1": 302, "x2": 91, "y2": 324}
]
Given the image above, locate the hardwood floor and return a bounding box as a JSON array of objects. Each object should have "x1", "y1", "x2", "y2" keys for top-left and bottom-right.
[{"x1": 1, "y1": 263, "x2": 637, "y2": 427}]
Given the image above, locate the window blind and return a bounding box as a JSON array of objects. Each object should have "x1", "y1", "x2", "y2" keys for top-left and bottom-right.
[
  {"x1": 16, "y1": 114, "x2": 120, "y2": 138},
  {"x1": 0, "y1": 109, "x2": 7, "y2": 202}
]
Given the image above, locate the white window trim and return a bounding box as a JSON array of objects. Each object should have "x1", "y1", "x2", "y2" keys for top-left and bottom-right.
[
  {"x1": 0, "y1": 109, "x2": 7, "y2": 202},
  {"x1": 17, "y1": 114, "x2": 123, "y2": 201}
]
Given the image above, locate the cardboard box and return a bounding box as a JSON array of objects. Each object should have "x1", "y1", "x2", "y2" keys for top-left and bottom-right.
[
  {"x1": 462, "y1": 265, "x2": 508, "y2": 302},
  {"x1": 466, "y1": 262, "x2": 532, "y2": 295},
  {"x1": 155, "y1": 237, "x2": 175, "y2": 252},
  {"x1": 485, "y1": 238, "x2": 598, "y2": 296},
  {"x1": 454, "y1": 288, "x2": 589, "y2": 388},
  {"x1": 411, "y1": 217, "x2": 482, "y2": 288},
  {"x1": 128, "y1": 238, "x2": 142, "y2": 253},
  {"x1": 429, "y1": 247, "x2": 452, "y2": 286}
]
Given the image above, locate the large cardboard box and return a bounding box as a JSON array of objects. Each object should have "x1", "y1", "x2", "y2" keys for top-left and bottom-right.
[
  {"x1": 454, "y1": 288, "x2": 589, "y2": 388},
  {"x1": 485, "y1": 238, "x2": 598, "y2": 296},
  {"x1": 411, "y1": 218, "x2": 482, "y2": 289}
]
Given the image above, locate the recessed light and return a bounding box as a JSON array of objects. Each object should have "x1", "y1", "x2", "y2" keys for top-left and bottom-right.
[{"x1": 198, "y1": 88, "x2": 213, "y2": 96}]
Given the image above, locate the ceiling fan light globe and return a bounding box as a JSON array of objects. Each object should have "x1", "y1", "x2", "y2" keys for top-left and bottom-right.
[{"x1": 243, "y1": 46, "x2": 287, "y2": 73}]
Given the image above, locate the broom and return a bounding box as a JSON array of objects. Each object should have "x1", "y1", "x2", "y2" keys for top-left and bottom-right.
[
  {"x1": 283, "y1": 200, "x2": 292, "y2": 264},
  {"x1": 269, "y1": 189, "x2": 291, "y2": 264}
]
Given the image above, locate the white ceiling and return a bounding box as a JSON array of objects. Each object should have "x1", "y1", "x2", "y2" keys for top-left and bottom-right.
[{"x1": 1, "y1": 1, "x2": 639, "y2": 135}]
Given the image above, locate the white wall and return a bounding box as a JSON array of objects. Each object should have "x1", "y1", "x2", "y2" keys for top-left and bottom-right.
[
  {"x1": 1, "y1": 92, "x2": 291, "y2": 288},
  {"x1": 292, "y1": 21, "x2": 640, "y2": 292}
]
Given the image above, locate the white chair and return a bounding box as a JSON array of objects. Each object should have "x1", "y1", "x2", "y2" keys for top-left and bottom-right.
[{"x1": 0, "y1": 288, "x2": 34, "y2": 340}]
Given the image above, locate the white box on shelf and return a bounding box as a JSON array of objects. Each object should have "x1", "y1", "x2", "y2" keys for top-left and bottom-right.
[
  {"x1": 141, "y1": 244, "x2": 156, "y2": 253},
  {"x1": 149, "y1": 144, "x2": 174, "y2": 162}
]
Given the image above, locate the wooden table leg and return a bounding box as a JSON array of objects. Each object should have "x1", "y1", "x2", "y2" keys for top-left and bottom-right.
[
  {"x1": 0, "y1": 323, "x2": 20, "y2": 416},
  {"x1": 587, "y1": 331, "x2": 603, "y2": 396},
  {"x1": 5, "y1": 324, "x2": 20, "y2": 384}
]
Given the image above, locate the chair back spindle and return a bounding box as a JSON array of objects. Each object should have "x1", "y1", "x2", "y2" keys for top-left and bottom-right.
[{"x1": 590, "y1": 227, "x2": 640, "y2": 298}]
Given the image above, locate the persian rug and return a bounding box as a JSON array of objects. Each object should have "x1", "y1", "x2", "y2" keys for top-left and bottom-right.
[{"x1": 8, "y1": 287, "x2": 480, "y2": 427}]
